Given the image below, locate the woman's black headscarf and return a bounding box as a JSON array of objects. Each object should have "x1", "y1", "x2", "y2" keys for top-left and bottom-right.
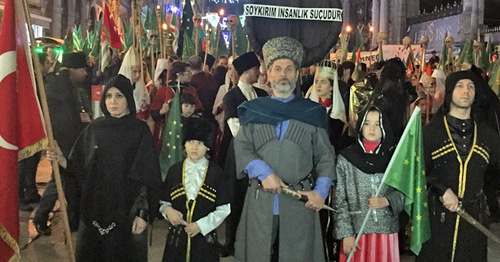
[
  {"x1": 100, "y1": 74, "x2": 136, "y2": 116},
  {"x1": 340, "y1": 106, "x2": 396, "y2": 174},
  {"x1": 369, "y1": 58, "x2": 417, "y2": 138}
]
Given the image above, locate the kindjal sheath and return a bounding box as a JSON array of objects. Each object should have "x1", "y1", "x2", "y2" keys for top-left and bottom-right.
[
  {"x1": 281, "y1": 187, "x2": 336, "y2": 212},
  {"x1": 456, "y1": 205, "x2": 500, "y2": 244}
]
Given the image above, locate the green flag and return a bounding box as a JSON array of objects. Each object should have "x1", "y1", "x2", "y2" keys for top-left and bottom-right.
[
  {"x1": 90, "y1": 19, "x2": 102, "y2": 60},
  {"x1": 159, "y1": 91, "x2": 184, "y2": 181},
  {"x1": 177, "y1": 0, "x2": 194, "y2": 58},
  {"x1": 121, "y1": 17, "x2": 133, "y2": 53},
  {"x1": 142, "y1": 7, "x2": 160, "y2": 53},
  {"x1": 438, "y1": 42, "x2": 448, "y2": 70},
  {"x1": 457, "y1": 40, "x2": 473, "y2": 69},
  {"x1": 384, "y1": 108, "x2": 431, "y2": 255},
  {"x1": 479, "y1": 42, "x2": 491, "y2": 71},
  {"x1": 73, "y1": 26, "x2": 83, "y2": 51},
  {"x1": 489, "y1": 59, "x2": 500, "y2": 96},
  {"x1": 233, "y1": 20, "x2": 249, "y2": 56},
  {"x1": 144, "y1": 7, "x2": 158, "y2": 31},
  {"x1": 82, "y1": 28, "x2": 94, "y2": 55},
  {"x1": 61, "y1": 27, "x2": 74, "y2": 53},
  {"x1": 210, "y1": 25, "x2": 228, "y2": 58},
  {"x1": 170, "y1": 12, "x2": 179, "y2": 32}
]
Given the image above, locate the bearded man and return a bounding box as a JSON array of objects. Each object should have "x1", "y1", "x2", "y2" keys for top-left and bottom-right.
[{"x1": 233, "y1": 36, "x2": 336, "y2": 262}]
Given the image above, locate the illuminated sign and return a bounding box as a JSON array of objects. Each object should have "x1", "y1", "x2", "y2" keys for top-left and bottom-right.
[{"x1": 207, "y1": 0, "x2": 246, "y2": 15}]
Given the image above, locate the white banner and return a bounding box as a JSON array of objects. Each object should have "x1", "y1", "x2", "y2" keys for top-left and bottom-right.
[
  {"x1": 330, "y1": 45, "x2": 424, "y2": 65},
  {"x1": 243, "y1": 4, "x2": 343, "y2": 22}
]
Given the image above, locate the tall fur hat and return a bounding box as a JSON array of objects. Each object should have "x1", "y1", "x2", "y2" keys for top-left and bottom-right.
[
  {"x1": 183, "y1": 117, "x2": 212, "y2": 148},
  {"x1": 262, "y1": 36, "x2": 304, "y2": 69}
]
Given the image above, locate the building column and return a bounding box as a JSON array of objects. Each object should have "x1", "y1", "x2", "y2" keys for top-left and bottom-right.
[
  {"x1": 51, "y1": 0, "x2": 63, "y2": 37},
  {"x1": 80, "y1": 0, "x2": 89, "y2": 38},
  {"x1": 371, "y1": 0, "x2": 380, "y2": 48},
  {"x1": 478, "y1": 0, "x2": 484, "y2": 27},
  {"x1": 67, "y1": 0, "x2": 76, "y2": 33},
  {"x1": 394, "y1": 0, "x2": 406, "y2": 44},
  {"x1": 471, "y1": 0, "x2": 479, "y2": 40},
  {"x1": 379, "y1": 0, "x2": 389, "y2": 44},
  {"x1": 341, "y1": 0, "x2": 350, "y2": 32}
]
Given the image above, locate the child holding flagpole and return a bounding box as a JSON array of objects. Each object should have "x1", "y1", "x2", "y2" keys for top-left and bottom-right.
[{"x1": 334, "y1": 106, "x2": 404, "y2": 262}]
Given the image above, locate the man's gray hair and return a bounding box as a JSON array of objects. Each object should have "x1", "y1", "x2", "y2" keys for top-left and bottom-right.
[{"x1": 188, "y1": 55, "x2": 202, "y2": 71}]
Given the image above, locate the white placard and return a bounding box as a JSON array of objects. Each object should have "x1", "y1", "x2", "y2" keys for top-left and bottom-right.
[{"x1": 243, "y1": 4, "x2": 343, "y2": 22}]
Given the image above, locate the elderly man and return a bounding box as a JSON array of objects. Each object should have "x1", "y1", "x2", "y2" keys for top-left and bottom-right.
[
  {"x1": 234, "y1": 37, "x2": 336, "y2": 262},
  {"x1": 417, "y1": 71, "x2": 499, "y2": 262}
]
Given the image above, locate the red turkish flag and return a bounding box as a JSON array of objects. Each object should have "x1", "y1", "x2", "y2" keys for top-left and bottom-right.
[
  {"x1": 0, "y1": 0, "x2": 47, "y2": 260},
  {"x1": 425, "y1": 63, "x2": 432, "y2": 76},
  {"x1": 102, "y1": 3, "x2": 123, "y2": 50},
  {"x1": 355, "y1": 47, "x2": 361, "y2": 64}
]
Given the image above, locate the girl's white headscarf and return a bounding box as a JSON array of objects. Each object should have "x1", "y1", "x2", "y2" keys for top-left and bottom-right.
[
  {"x1": 154, "y1": 58, "x2": 169, "y2": 88},
  {"x1": 118, "y1": 47, "x2": 149, "y2": 110},
  {"x1": 306, "y1": 60, "x2": 346, "y2": 123},
  {"x1": 431, "y1": 68, "x2": 446, "y2": 112}
]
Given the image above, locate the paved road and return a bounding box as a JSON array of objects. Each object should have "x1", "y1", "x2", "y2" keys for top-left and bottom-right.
[{"x1": 18, "y1": 158, "x2": 499, "y2": 261}]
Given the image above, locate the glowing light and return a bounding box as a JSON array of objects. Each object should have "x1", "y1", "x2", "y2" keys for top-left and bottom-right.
[
  {"x1": 220, "y1": 16, "x2": 228, "y2": 31},
  {"x1": 222, "y1": 32, "x2": 230, "y2": 49},
  {"x1": 167, "y1": 5, "x2": 180, "y2": 15},
  {"x1": 156, "y1": 5, "x2": 161, "y2": 10},
  {"x1": 206, "y1": 12, "x2": 220, "y2": 27},
  {"x1": 346, "y1": 25, "x2": 352, "y2": 33},
  {"x1": 162, "y1": 23, "x2": 168, "y2": 30},
  {"x1": 219, "y1": 8, "x2": 225, "y2": 16},
  {"x1": 369, "y1": 26, "x2": 374, "y2": 32},
  {"x1": 239, "y1": 15, "x2": 246, "y2": 27}
]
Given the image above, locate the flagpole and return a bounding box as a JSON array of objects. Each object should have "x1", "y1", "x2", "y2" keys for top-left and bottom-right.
[
  {"x1": 131, "y1": 0, "x2": 137, "y2": 49},
  {"x1": 215, "y1": 23, "x2": 220, "y2": 59},
  {"x1": 156, "y1": 5, "x2": 164, "y2": 59},
  {"x1": 203, "y1": 24, "x2": 211, "y2": 70},
  {"x1": 21, "y1": 0, "x2": 76, "y2": 261},
  {"x1": 346, "y1": 108, "x2": 421, "y2": 262}
]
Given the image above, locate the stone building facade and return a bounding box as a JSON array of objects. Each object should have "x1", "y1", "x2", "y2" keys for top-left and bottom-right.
[
  {"x1": 340, "y1": 0, "x2": 487, "y2": 51},
  {"x1": 3, "y1": 1, "x2": 491, "y2": 49}
]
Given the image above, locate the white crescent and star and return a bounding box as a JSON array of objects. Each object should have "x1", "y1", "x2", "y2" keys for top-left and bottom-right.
[{"x1": 0, "y1": 50, "x2": 19, "y2": 151}]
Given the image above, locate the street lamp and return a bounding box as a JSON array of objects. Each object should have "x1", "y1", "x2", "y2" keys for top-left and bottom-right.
[{"x1": 346, "y1": 25, "x2": 352, "y2": 33}]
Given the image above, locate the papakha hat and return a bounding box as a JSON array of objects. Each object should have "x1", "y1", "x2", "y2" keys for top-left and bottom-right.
[
  {"x1": 62, "y1": 52, "x2": 87, "y2": 68},
  {"x1": 183, "y1": 117, "x2": 212, "y2": 148},
  {"x1": 262, "y1": 36, "x2": 304, "y2": 69},
  {"x1": 198, "y1": 51, "x2": 216, "y2": 69},
  {"x1": 232, "y1": 51, "x2": 260, "y2": 76}
]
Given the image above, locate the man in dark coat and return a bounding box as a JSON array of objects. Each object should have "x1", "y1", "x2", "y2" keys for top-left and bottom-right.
[
  {"x1": 219, "y1": 51, "x2": 268, "y2": 256},
  {"x1": 33, "y1": 52, "x2": 90, "y2": 234},
  {"x1": 188, "y1": 55, "x2": 219, "y2": 121},
  {"x1": 417, "y1": 71, "x2": 499, "y2": 262}
]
